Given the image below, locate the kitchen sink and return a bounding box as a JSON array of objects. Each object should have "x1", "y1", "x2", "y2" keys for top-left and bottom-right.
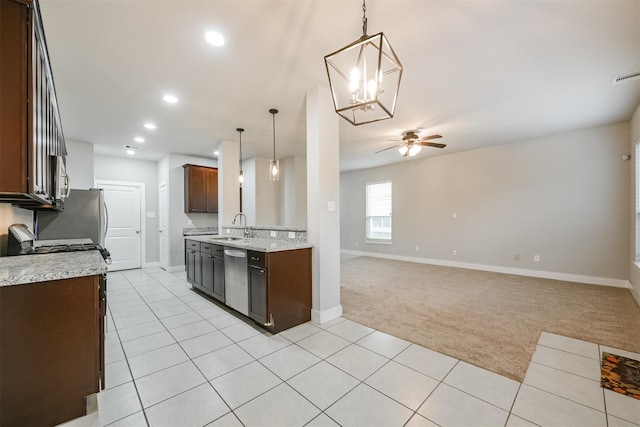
[{"x1": 211, "y1": 236, "x2": 243, "y2": 242}]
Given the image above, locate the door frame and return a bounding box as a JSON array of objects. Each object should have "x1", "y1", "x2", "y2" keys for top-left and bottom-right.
[
  {"x1": 94, "y1": 179, "x2": 147, "y2": 269},
  {"x1": 159, "y1": 181, "x2": 169, "y2": 270}
]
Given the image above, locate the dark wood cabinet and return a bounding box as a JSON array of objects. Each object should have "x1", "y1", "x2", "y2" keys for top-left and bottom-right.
[
  {"x1": 184, "y1": 164, "x2": 218, "y2": 213},
  {"x1": 0, "y1": 275, "x2": 104, "y2": 426},
  {"x1": 248, "y1": 248, "x2": 312, "y2": 333},
  {"x1": 185, "y1": 239, "x2": 224, "y2": 303},
  {"x1": 0, "y1": 0, "x2": 67, "y2": 210}
]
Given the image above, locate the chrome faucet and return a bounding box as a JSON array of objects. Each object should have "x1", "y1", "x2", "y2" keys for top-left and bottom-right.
[{"x1": 232, "y1": 213, "x2": 250, "y2": 238}]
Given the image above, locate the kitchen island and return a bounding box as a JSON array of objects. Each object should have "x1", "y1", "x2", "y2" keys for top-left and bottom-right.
[
  {"x1": 185, "y1": 233, "x2": 312, "y2": 333},
  {"x1": 0, "y1": 251, "x2": 107, "y2": 426}
]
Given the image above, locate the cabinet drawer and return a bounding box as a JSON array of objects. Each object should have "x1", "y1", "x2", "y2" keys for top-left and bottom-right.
[
  {"x1": 247, "y1": 250, "x2": 266, "y2": 267},
  {"x1": 201, "y1": 243, "x2": 213, "y2": 254},
  {"x1": 186, "y1": 240, "x2": 201, "y2": 251},
  {"x1": 212, "y1": 244, "x2": 224, "y2": 257}
]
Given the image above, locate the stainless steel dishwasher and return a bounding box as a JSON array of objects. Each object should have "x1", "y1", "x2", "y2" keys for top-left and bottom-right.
[{"x1": 224, "y1": 248, "x2": 248, "y2": 315}]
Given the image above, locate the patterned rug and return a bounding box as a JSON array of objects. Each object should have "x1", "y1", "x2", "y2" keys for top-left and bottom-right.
[{"x1": 601, "y1": 352, "x2": 640, "y2": 399}]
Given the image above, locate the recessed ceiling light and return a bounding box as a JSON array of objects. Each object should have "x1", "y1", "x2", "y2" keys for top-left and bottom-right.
[
  {"x1": 204, "y1": 31, "x2": 225, "y2": 46},
  {"x1": 124, "y1": 145, "x2": 141, "y2": 156},
  {"x1": 134, "y1": 137, "x2": 145, "y2": 143},
  {"x1": 144, "y1": 123, "x2": 156, "y2": 130},
  {"x1": 163, "y1": 94, "x2": 178, "y2": 104}
]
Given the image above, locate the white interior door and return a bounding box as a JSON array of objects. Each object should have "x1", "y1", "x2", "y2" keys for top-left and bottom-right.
[
  {"x1": 98, "y1": 183, "x2": 142, "y2": 271},
  {"x1": 159, "y1": 183, "x2": 169, "y2": 270}
]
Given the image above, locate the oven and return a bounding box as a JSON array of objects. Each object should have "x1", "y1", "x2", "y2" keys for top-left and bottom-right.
[{"x1": 7, "y1": 225, "x2": 110, "y2": 389}]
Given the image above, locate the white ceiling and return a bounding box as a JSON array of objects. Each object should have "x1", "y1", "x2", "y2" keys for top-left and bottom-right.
[{"x1": 39, "y1": 0, "x2": 640, "y2": 172}]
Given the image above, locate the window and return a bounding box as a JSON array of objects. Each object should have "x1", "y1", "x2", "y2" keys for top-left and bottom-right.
[{"x1": 366, "y1": 181, "x2": 392, "y2": 242}]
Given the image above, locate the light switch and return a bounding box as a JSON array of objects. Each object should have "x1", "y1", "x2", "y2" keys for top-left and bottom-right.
[
  {"x1": 328, "y1": 201, "x2": 336, "y2": 212},
  {"x1": 288, "y1": 231, "x2": 296, "y2": 239},
  {"x1": 270, "y1": 231, "x2": 277, "y2": 238}
]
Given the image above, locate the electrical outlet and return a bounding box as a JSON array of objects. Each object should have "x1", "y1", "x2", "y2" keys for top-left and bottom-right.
[
  {"x1": 270, "y1": 231, "x2": 277, "y2": 238},
  {"x1": 416, "y1": 245, "x2": 420, "y2": 252},
  {"x1": 452, "y1": 249, "x2": 457, "y2": 256},
  {"x1": 288, "y1": 231, "x2": 296, "y2": 239},
  {"x1": 355, "y1": 241, "x2": 358, "y2": 247},
  {"x1": 534, "y1": 255, "x2": 540, "y2": 262},
  {"x1": 452, "y1": 212, "x2": 457, "y2": 219},
  {"x1": 514, "y1": 254, "x2": 520, "y2": 261},
  {"x1": 187, "y1": 219, "x2": 193, "y2": 226},
  {"x1": 226, "y1": 228, "x2": 230, "y2": 234}
]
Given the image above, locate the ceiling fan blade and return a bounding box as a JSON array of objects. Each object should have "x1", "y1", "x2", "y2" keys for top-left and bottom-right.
[
  {"x1": 420, "y1": 142, "x2": 446, "y2": 149},
  {"x1": 420, "y1": 134, "x2": 443, "y2": 141},
  {"x1": 375, "y1": 144, "x2": 403, "y2": 154}
]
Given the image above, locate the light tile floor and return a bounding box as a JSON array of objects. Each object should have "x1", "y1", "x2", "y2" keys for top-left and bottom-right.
[{"x1": 61, "y1": 268, "x2": 640, "y2": 427}]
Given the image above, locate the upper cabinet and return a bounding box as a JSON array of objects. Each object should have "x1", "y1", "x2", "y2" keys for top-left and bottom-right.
[
  {"x1": 0, "y1": 0, "x2": 68, "y2": 210},
  {"x1": 183, "y1": 164, "x2": 218, "y2": 213}
]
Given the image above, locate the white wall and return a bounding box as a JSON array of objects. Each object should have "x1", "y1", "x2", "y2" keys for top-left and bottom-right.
[
  {"x1": 341, "y1": 122, "x2": 631, "y2": 284},
  {"x1": 242, "y1": 157, "x2": 281, "y2": 226},
  {"x1": 159, "y1": 154, "x2": 218, "y2": 269},
  {"x1": 64, "y1": 139, "x2": 94, "y2": 189},
  {"x1": 629, "y1": 104, "x2": 640, "y2": 305},
  {"x1": 94, "y1": 154, "x2": 159, "y2": 264}
]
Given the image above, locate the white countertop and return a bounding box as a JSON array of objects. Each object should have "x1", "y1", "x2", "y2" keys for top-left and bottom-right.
[
  {"x1": 185, "y1": 235, "x2": 313, "y2": 252},
  {"x1": 0, "y1": 251, "x2": 107, "y2": 287}
]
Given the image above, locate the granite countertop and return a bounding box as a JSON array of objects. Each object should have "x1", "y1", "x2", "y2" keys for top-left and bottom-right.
[
  {"x1": 223, "y1": 225, "x2": 307, "y2": 232},
  {"x1": 183, "y1": 227, "x2": 218, "y2": 236},
  {"x1": 0, "y1": 251, "x2": 108, "y2": 287},
  {"x1": 185, "y1": 235, "x2": 313, "y2": 253}
]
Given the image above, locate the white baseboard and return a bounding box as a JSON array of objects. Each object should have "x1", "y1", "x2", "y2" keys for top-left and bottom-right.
[
  {"x1": 311, "y1": 305, "x2": 343, "y2": 325},
  {"x1": 630, "y1": 285, "x2": 640, "y2": 307},
  {"x1": 340, "y1": 249, "x2": 631, "y2": 289},
  {"x1": 163, "y1": 265, "x2": 186, "y2": 273},
  {"x1": 142, "y1": 261, "x2": 159, "y2": 268}
]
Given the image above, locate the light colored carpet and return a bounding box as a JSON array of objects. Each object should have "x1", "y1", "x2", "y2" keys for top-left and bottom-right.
[{"x1": 340, "y1": 256, "x2": 640, "y2": 382}]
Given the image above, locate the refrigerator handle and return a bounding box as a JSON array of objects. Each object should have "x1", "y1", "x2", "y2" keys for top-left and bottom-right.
[
  {"x1": 65, "y1": 174, "x2": 71, "y2": 198},
  {"x1": 103, "y1": 199, "x2": 109, "y2": 244}
]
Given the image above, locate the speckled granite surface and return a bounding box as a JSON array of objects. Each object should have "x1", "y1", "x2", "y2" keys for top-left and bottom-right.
[
  {"x1": 221, "y1": 226, "x2": 308, "y2": 242},
  {"x1": 185, "y1": 235, "x2": 312, "y2": 253},
  {"x1": 0, "y1": 251, "x2": 107, "y2": 286},
  {"x1": 183, "y1": 227, "x2": 218, "y2": 236}
]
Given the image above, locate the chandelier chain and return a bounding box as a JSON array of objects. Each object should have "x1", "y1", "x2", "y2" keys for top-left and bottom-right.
[{"x1": 361, "y1": 0, "x2": 367, "y2": 36}]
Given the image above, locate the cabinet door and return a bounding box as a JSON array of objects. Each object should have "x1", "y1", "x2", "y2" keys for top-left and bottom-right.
[
  {"x1": 194, "y1": 250, "x2": 202, "y2": 288},
  {"x1": 248, "y1": 265, "x2": 268, "y2": 325},
  {"x1": 184, "y1": 166, "x2": 206, "y2": 213},
  {"x1": 205, "y1": 168, "x2": 218, "y2": 213},
  {"x1": 201, "y1": 252, "x2": 214, "y2": 295},
  {"x1": 212, "y1": 256, "x2": 225, "y2": 302},
  {"x1": 186, "y1": 249, "x2": 197, "y2": 285}
]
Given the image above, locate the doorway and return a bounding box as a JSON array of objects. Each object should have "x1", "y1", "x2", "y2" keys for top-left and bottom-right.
[{"x1": 95, "y1": 181, "x2": 145, "y2": 271}]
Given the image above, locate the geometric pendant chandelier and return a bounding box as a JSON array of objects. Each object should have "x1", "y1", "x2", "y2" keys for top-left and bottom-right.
[{"x1": 324, "y1": 0, "x2": 403, "y2": 126}]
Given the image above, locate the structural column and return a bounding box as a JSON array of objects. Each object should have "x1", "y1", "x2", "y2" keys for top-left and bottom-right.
[
  {"x1": 306, "y1": 86, "x2": 342, "y2": 323},
  {"x1": 217, "y1": 139, "x2": 240, "y2": 227}
]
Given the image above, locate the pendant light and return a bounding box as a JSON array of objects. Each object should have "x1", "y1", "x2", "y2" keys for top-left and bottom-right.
[
  {"x1": 269, "y1": 108, "x2": 279, "y2": 181},
  {"x1": 236, "y1": 128, "x2": 244, "y2": 187},
  {"x1": 324, "y1": 0, "x2": 403, "y2": 126}
]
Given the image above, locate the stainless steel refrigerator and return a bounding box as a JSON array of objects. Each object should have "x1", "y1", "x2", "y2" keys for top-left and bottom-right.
[{"x1": 36, "y1": 188, "x2": 108, "y2": 245}]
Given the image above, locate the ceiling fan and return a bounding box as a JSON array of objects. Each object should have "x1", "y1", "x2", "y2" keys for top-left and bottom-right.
[{"x1": 376, "y1": 130, "x2": 446, "y2": 157}]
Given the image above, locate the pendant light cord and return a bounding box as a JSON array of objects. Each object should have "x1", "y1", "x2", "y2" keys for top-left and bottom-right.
[
  {"x1": 269, "y1": 108, "x2": 278, "y2": 160},
  {"x1": 236, "y1": 128, "x2": 244, "y2": 171}
]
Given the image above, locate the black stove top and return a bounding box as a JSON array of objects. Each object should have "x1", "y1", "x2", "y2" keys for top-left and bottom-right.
[{"x1": 23, "y1": 243, "x2": 111, "y2": 264}]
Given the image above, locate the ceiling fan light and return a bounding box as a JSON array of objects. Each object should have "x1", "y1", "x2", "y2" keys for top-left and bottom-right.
[
  {"x1": 409, "y1": 144, "x2": 422, "y2": 156},
  {"x1": 398, "y1": 146, "x2": 408, "y2": 156}
]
